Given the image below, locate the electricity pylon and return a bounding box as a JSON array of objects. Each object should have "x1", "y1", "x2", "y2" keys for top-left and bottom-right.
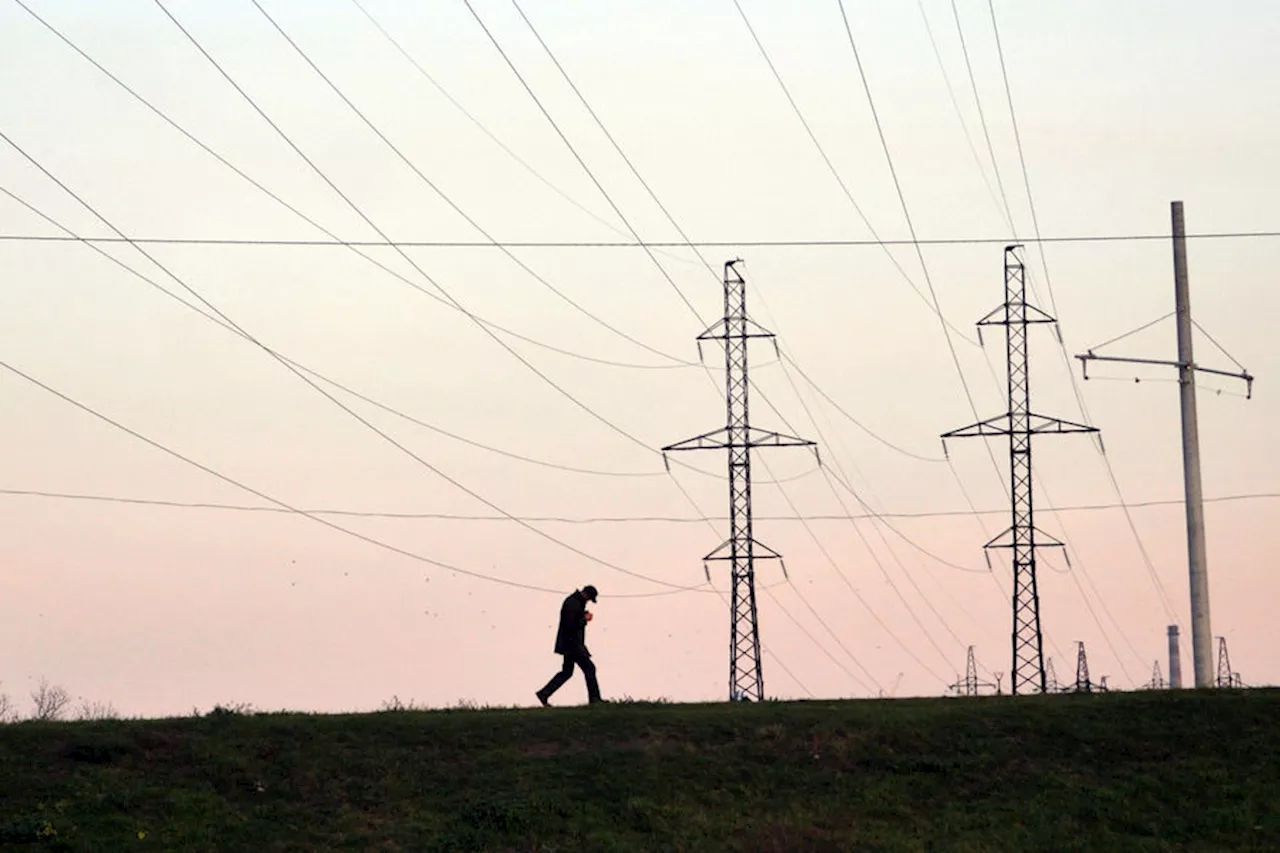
[
  {"x1": 949, "y1": 646, "x2": 999, "y2": 696},
  {"x1": 1077, "y1": 202, "x2": 1254, "y2": 687},
  {"x1": 663, "y1": 260, "x2": 816, "y2": 702},
  {"x1": 1067, "y1": 641, "x2": 1108, "y2": 693},
  {"x1": 1215, "y1": 636, "x2": 1244, "y2": 688},
  {"x1": 942, "y1": 246, "x2": 1099, "y2": 695},
  {"x1": 1145, "y1": 660, "x2": 1167, "y2": 690}
]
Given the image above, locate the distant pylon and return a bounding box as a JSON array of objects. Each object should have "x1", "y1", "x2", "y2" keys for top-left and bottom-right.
[
  {"x1": 1067, "y1": 641, "x2": 1108, "y2": 693},
  {"x1": 1145, "y1": 660, "x2": 1167, "y2": 690},
  {"x1": 1046, "y1": 657, "x2": 1061, "y2": 693},
  {"x1": 942, "y1": 246, "x2": 1099, "y2": 695},
  {"x1": 948, "y1": 646, "x2": 999, "y2": 696},
  {"x1": 1215, "y1": 636, "x2": 1244, "y2": 688},
  {"x1": 662, "y1": 260, "x2": 817, "y2": 703}
]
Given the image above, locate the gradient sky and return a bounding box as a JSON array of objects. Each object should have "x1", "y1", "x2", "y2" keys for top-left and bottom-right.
[{"x1": 1, "y1": 0, "x2": 1277, "y2": 717}]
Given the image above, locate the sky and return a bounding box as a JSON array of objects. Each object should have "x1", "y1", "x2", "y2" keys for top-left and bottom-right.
[{"x1": 1, "y1": 0, "x2": 1277, "y2": 717}]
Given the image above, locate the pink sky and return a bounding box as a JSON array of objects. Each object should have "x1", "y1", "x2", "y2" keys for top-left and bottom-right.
[{"x1": 1, "y1": 0, "x2": 1277, "y2": 717}]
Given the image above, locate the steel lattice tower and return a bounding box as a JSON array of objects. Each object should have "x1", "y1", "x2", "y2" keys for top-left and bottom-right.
[
  {"x1": 1215, "y1": 636, "x2": 1243, "y2": 688},
  {"x1": 949, "y1": 646, "x2": 997, "y2": 696},
  {"x1": 663, "y1": 260, "x2": 815, "y2": 702},
  {"x1": 1071, "y1": 641, "x2": 1094, "y2": 693},
  {"x1": 943, "y1": 246, "x2": 1098, "y2": 695}
]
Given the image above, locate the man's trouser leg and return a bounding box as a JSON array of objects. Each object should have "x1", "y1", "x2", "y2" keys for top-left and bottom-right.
[
  {"x1": 575, "y1": 653, "x2": 602, "y2": 703},
  {"x1": 538, "y1": 656, "x2": 575, "y2": 700}
]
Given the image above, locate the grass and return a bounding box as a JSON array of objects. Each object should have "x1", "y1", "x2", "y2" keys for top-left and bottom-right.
[{"x1": 1, "y1": 689, "x2": 1278, "y2": 851}]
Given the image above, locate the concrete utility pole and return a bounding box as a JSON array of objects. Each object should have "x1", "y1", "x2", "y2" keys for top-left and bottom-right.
[
  {"x1": 1077, "y1": 202, "x2": 1253, "y2": 688},
  {"x1": 1172, "y1": 202, "x2": 1214, "y2": 688}
]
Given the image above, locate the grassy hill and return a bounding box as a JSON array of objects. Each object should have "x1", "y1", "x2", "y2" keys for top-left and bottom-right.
[{"x1": 1, "y1": 689, "x2": 1277, "y2": 851}]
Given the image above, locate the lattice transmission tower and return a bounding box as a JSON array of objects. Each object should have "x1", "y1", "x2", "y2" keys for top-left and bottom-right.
[
  {"x1": 1144, "y1": 660, "x2": 1168, "y2": 690},
  {"x1": 1046, "y1": 657, "x2": 1062, "y2": 693},
  {"x1": 1215, "y1": 636, "x2": 1244, "y2": 688},
  {"x1": 1066, "y1": 641, "x2": 1108, "y2": 693},
  {"x1": 949, "y1": 646, "x2": 999, "y2": 696},
  {"x1": 663, "y1": 260, "x2": 815, "y2": 702},
  {"x1": 942, "y1": 246, "x2": 1099, "y2": 695}
]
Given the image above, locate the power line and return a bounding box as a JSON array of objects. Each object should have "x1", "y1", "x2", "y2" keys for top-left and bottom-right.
[
  {"x1": 745, "y1": 307, "x2": 970, "y2": 670},
  {"x1": 746, "y1": 364, "x2": 960, "y2": 677},
  {"x1": 730, "y1": 0, "x2": 976, "y2": 345},
  {"x1": 4, "y1": 231, "x2": 1278, "y2": 248},
  {"x1": 1033, "y1": 478, "x2": 1143, "y2": 687},
  {"x1": 8, "y1": 487, "x2": 1272, "y2": 521},
  {"x1": 0, "y1": 132, "x2": 702, "y2": 595},
  {"x1": 467, "y1": 0, "x2": 971, "y2": 690},
  {"x1": 458, "y1": 0, "x2": 900, "y2": 691},
  {"x1": 0, "y1": 360, "x2": 562, "y2": 596},
  {"x1": 986, "y1": 0, "x2": 1056, "y2": 316},
  {"x1": 237, "y1": 0, "x2": 689, "y2": 366},
  {"x1": 0, "y1": 185, "x2": 703, "y2": 489},
  {"x1": 915, "y1": 0, "x2": 1010, "y2": 230},
  {"x1": 949, "y1": 0, "x2": 1018, "y2": 235},
  {"x1": 782, "y1": 353, "x2": 947, "y2": 463},
  {"x1": 346, "y1": 0, "x2": 629, "y2": 245},
  {"x1": 976, "y1": 2, "x2": 1183, "y2": 631},
  {"x1": 494, "y1": 0, "x2": 905, "y2": 692},
  {"x1": 659, "y1": 439, "x2": 879, "y2": 696},
  {"x1": 836, "y1": 1, "x2": 1001, "y2": 487},
  {"x1": 3, "y1": 0, "x2": 687, "y2": 373},
  {"x1": 143, "y1": 0, "x2": 718, "y2": 478},
  {"x1": 461, "y1": 0, "x2": 705, "y2": 325}
]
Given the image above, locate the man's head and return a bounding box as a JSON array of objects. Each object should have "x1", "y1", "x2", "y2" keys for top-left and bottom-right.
[{"x1": 582, "y1": 585, "x2": 598, "y2": 603}]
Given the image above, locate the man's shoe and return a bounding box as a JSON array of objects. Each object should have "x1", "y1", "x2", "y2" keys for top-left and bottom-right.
[{"x1": 535, "y1": 692, "x2": 549, "y2": 707}]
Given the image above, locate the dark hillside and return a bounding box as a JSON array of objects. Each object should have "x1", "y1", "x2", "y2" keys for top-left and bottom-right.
[{"x1": 1, "y1": 689, "x2": 1277, "y2": 851}]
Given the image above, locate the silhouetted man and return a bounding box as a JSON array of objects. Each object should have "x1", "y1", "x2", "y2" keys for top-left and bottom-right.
[{"x1": 535, "y1": 585, "x2": 602, "y2": 706}]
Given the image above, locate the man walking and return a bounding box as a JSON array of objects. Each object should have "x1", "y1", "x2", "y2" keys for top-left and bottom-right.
[{"x1": 536, "y1": 585, "x2": 603, "y2": 706}]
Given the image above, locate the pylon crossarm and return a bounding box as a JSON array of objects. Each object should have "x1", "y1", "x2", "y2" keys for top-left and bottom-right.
[
  {"x1": 975, "y1": 304, "x2": 1007, "y2": 329},
  {"x1": 941, "y1": 414, "x2": 1010, "y2": 439},
  {"x1": 983, "y1": 526, "x2": 1065, "y2": 551},
  {"x1": 696, "y1": 317, "x2": 776, "y2": 342},
  {"x1": 1027, "y1": 414, "x2": 1100, "y2": 435},
  {"x1": 702, "y1": 539, "x2": 733, "y2": 562},
  {"x1": 976, "y1": 302, "x2": 1057, "y2": 328},
  {"x1": 745, "y1": 427, "x2": 817, "y2": 449},
  {"x1": 663, "y1": 428, "x2": 731, "y2": 452},
  {"x1": 704, "y1": 538, "x2": 783, "y2": 562}
]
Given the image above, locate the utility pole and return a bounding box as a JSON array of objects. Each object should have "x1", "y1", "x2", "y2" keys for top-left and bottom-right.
[
  {"x1": 663, "y1": 260, "x2": 816, "y2": 702},
  {"x1": 1077, "y1": 202, "x2": 1253, "y2": 688},
  {"x1": 1167, "y1": 625, "x2": 1183, "y2": 689},
  {"x1": 943, "y1": 245, "x2": 1099, "y2": 695}
]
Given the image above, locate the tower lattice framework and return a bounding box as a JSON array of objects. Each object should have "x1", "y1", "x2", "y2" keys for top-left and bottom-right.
[
  {"x1": 663, "y1": 260, "x2": 815, "y2": 702},
  {"x1": 943, "y1": 246, "x2": 1098, "y2": 695}
]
